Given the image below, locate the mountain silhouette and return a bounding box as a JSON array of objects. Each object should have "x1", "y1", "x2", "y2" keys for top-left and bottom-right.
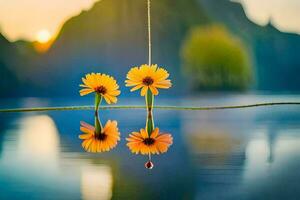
[{"x1": 0, "y1": 33, "x2": 20, "y2": 97}]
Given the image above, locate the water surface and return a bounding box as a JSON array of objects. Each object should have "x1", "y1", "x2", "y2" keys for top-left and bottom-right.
[{"x1": 0, "y1": 94, "x2": 300, "y2": 200}]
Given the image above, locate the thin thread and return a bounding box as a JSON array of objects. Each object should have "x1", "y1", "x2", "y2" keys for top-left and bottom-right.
[
  {"x1": 147, "y1": 0, "x2": 152, "y2": 65},
  {"x1": 0, "y1": 102, "x2": 299, "y2": 113}
]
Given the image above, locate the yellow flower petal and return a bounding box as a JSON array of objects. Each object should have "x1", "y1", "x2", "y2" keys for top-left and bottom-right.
[
  {"x1": 149, "y1": 86, "x2": 159, "y2": 95},
  {"x1": 125, "y1": 64, "x2": 172, "y2": 95},
  {"x1": 141, "y1": 86, "x2": 148, "y2": 96},
  {"x1": 79, "y1": 73, "x2": 120, "y2": 104},
  {"x1": 79, "y1": 88, "x2": 94, "y2": 96}
]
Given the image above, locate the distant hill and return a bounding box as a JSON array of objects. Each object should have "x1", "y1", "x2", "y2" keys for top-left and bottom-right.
[
  {"x1": 199, "y1": 0, "x2": 300, "y2": 91},
  {"x1": 0, "y1": 33, "x2": 20, "y2": 97}
]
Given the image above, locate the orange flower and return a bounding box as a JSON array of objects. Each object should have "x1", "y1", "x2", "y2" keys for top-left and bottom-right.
[
  {"x1": 79, "y1": 73, "x2": 120, "y2": 104},
  {"x1": 125, "y1": 64, "x2": 172, "y2": 96},
  {"x1": 126, "y1": 128, "x2": 173, "y2": 155},
  {"x1": 79, "y1": 120, "x2": 120, "y2": 153}
]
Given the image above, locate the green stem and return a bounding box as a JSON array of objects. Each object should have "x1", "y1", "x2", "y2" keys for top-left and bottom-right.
[
  {"x1": 95, "y1": 114, "x2": 102, "y2": 135},
  {"x1": 0, "y1": 102, "x2": 300, "y2": 113},
  {"x1": 95, "y1": 93, "x2": 102, "y2": 113},
  {"x1": 145, "y1": 89, "x2": 154, "y2": 135},
  {"x1": 94, "y1": 94, "x2": 102, "y2": 134}
]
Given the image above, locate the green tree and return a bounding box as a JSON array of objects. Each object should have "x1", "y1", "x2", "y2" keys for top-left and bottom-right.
[{"x1": 181, "y1": 25, "x2": 253, "y2": 91}]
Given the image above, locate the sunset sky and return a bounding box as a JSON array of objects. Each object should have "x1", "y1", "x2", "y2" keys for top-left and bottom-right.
[
  {"x1": 0, "y1": 0, "x2": 299, "y2": 42},
  {"x1": 0, "y1": 0, "x2": 99, "y2": 42},
  {"x1": 237, "y1": 0, "x2": 300, "y2": 33}
]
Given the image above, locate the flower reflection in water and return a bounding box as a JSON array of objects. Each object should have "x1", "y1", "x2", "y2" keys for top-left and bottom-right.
[
  {"x1": 126, "y1": 127, "x2": 173, "y2": 169},
  {"x1": 81, "y1": 165, "x2": 113, "y2": 200},
  {"x1": 126, "y1": 128, "x2": 173, "y2": 155},
  {"x1": 79, "y1": 120, "x2": 120, "y2": 153}
]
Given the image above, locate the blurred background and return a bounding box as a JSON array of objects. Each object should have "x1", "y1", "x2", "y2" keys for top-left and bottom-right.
[
  {"x1": 0, "y1": 0, "x2": 300, "y2": 97},
  {"x1": 1, "y1": 1, "x2": 300, "y2": 200}
]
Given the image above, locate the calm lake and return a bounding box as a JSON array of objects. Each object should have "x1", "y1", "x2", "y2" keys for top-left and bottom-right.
[{"x1": 0, "y1": 94, "x2": 300, "y2": 200}]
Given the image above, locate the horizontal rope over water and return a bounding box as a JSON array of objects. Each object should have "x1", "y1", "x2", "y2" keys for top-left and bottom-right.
[{"x1": 0, "y1": 102, "x2": 299, "y2": 113}]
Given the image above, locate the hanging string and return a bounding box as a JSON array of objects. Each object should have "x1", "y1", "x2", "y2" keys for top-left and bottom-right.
[{"x1": 147, "y1": 0, "x2": 152, "y2": 65}]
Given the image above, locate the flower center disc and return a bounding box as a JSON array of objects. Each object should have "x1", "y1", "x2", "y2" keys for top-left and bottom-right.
[
  {"x1": 143, "y1": 76, "x2": 154, "y2": 86},
  {"x1": 95, "y1": 86, "x2": 107, "y2": 94},
  {"x1": 95, "y1": 133, "x2": 107, "y2": 141},
  {"x1": 143, "y1": 138, "x2": 155, "y2": 145}
]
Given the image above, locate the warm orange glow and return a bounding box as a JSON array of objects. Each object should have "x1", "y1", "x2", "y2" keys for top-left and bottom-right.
[
  {"x1": 33, "y1": 30, "x2": 54, "y2": 53},
  {"x1": 33, "y1": 40, "x2": 54, "y2": 53}
]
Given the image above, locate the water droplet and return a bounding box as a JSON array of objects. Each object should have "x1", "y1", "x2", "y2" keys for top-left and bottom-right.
[{"x1": 145, "y1": 160, "x2": 154, "y2": 169}]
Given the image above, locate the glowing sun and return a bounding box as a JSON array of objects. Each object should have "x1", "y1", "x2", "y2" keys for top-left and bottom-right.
[{"x1": 36, "y1": 30, "x2": 52, "y2": 43}]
